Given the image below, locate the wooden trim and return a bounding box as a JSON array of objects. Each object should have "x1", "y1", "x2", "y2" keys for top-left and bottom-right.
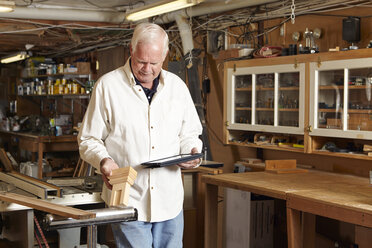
[
  {"x1": 287, "y1": 194, "x2": 372, "y2": 228},
  {"x1": 0, "y1": 172, "x2": 48, "y2": 199},
  {"x1": 0, "y1": 149, "x2": 13, "y2": 172},
  {"x1": 0, "y1": 192, "x2": 95, "y2": 219},
  {"x1": 287, "y1": 207, "x2": 301, "y2": 248},
  {"x1": 9, "y1": 171, "x2": 62, "y2": 197},
  {"x1": 204, "y1": 183, "x2": 218, "y2": 248}
]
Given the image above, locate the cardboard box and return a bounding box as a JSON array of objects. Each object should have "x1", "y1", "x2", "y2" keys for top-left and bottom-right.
[{"x1": 75, "y1": 62, "x2": 91, "y2": 74}]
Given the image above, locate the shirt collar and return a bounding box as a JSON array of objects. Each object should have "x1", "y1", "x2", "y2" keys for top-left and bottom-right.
[{"x1": 129, "y1": 58, "x2": 160, "y2": 91}]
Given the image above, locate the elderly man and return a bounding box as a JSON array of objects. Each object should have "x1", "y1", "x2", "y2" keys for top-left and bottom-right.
[{"x1": 78, "y1": 22, "x2": 203, "y2": 247}]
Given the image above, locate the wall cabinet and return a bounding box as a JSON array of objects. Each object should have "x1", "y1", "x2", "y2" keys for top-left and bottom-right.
[
  {"x1": 224, "y1": 57, "x2": 306, "y2": 152},
  {"x1": 310, "y1": 57, "x2": 372, "y2": 139},
  {"x1": 224, "y1": 49, "x2": 372, "y2": 160}
]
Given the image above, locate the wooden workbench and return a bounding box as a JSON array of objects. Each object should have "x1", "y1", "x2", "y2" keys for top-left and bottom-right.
[
  {"x1": 202, "y1": 170, "x2": 372, "y2": 248},
  {"x1": 0, "y1": 131, "x2": 78, "y2": 179}
]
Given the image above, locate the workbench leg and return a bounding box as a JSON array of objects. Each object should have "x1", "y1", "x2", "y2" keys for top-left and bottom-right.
[
  {"x1": 196, "y1": 172, "x2": 205, "y2": 248},
  {"x1": 87, "y1": 224, "x2": 97, "y2": 248},
  {"x1": 1, "y1": 209, "x2": 34, "y2": 248},
  {"x1": 204, "y1": 183, "x2": 218, "y2": 248},
  {"x1": 302, "y1": 212, "x2": 315, "y2": 248},
  {"x1": 287, "y1": 207, "x2": 301, "y2": 248},
  {"x1": 38, "y1": 142, "x2": 43, "y2": 179}
]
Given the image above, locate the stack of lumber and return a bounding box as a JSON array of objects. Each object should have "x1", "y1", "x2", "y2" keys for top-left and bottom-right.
[{"x1": 107, "y1": 167, "x2": 137, "y2": 207}]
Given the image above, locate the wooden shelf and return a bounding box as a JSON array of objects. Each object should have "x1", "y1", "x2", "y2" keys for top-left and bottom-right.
[
  {"x1": 279, "y1": 86, "x2": 300, "y2": 91},
  {"x1": 19, "y1": 94, "x2": 90, "y2": 99},
  {"x1": 319, "y1": 85, "x2": 371, "y2": 90},
  {"x1": 235, "y1": 87, "x2": 252, "y2": 91},
  {"x1": 235, "y1": 107, "x2": 251, "y2": 111},
  {"x1": 228, "y1": 141, "x2": 304, "y2": 153},
  {"x1": 256, "y1": 108, "x2": 274, "y2": 111},
  {"x1": 279, "y1": 108, "x2": 299, "y2": 112},
  {"x1": 22, "y1": 73, "x2": 89, "y2": 79},
  {"x1": 312, "y1": 150, "x2": 372, "y2": 161}
]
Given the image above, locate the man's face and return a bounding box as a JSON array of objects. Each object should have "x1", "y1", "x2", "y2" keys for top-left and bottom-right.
[{"x1": 130, "y1": 41, "x2": 165, "y2": 85}]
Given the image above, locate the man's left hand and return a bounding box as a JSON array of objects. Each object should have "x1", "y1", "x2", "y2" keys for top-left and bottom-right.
[{"x1": 178, "y1": 147, "x2": 201, "y2": 169}]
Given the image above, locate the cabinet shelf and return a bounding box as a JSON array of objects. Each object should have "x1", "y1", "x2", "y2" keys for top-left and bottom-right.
[
  {"x1": 256, "y1": 86, "x2": 274, "y2": 91},
  {"x1": 279, "y1": 87, "x2": 300, "y2": 91},
  {"x1": 23, "y1": 73, "x2": 90, "y2": 79},
  {"x1": 312, "y1": 150, "x2": 372, "y2": 161},
  {"x1": 279, "y1": 108, "x2": 299, "y2": 112},
  {"x1": 19, "y1": 94, "x2": 90, "y2": 99},
  {"x1": 256, "y1": 108, "x2": 274, "y2": 111},
  {"x1": 236, "y1": 87, "x2": 252, "y2": 91},
  {"x1": 229, "y1": 141, "x2": 304, "y2": 153},
  {"x1": 318, "y1": 85, "x2": 371, "y2": 90},
  {"x1": 236, "y1": 107, "x2": 251, "y2": 111}
]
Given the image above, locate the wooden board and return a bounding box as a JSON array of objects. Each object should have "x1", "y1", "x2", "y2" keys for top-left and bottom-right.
[
  {"x1": 264, "y1": 159, "x2": 308, "y2": 173},
  {"x1": 265, "y1": 159, "x2": 297, "y2": 170},
  {"x1": 0, "y1": 149, "x2": 13, "y2": 172},
  {"x1": 0, "y1": 172, "x2": 49, "y2": 199},
  {"x1": 0, "y1": 192, "x2": 95, "y2": 219},
  {"x1": 265, "y1": 168, "x2": 308, "y2": 174},
  {"x1": 9, "y1": 171, "x2": 62, "y2": 197}
]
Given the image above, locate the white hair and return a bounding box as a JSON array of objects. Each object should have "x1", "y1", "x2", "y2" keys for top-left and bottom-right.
[{"x1": 131, "y1": 23, "x2": 169, "y2": 58}]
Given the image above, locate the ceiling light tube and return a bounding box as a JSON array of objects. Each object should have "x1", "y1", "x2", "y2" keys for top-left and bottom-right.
[
  {"x1": 126, "y1": 0, "x2": 203, "y2": 21},
  {"x1": 0, "y1": 0, "x2": 15, "y2": 13},
  {"x1": 1, "y1": 51, "x2": 29, "y2": 64}
]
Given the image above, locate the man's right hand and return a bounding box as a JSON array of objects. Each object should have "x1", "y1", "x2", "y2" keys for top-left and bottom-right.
[{"x1": 100, "y1": 157, "x2": 119, "y2": 190}]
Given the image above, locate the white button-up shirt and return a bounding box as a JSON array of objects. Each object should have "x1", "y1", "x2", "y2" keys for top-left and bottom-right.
[{"x1": 78, "y1": 60, "x2": 203, "y2": 222}]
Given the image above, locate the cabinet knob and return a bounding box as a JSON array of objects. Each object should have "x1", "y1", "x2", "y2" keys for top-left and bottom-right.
[
  {"x1": 225, "y1": 121, "x2": 229, "y2": 126},
  {"x1": 306, "y1": 125, "x2": 313, "y2": 132}
]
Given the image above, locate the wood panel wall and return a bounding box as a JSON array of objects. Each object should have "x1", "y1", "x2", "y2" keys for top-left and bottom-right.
[{"x1": 205, "y1": 6, "x2": 372, "y2": 176}]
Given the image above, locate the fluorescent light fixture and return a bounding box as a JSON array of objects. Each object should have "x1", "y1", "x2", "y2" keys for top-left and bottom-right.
[
  {"x1": 1, "y1": 51, "x2": 29, "y2": 64},
  {"x1": 0, "y1": 0, "x2": 15, "y2": 13},
  {"x1": 126, "y1": 0, "x2": 203, "y2": 21}
]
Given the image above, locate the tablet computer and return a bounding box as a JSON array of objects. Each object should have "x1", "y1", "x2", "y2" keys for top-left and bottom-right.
[{"x1": 141, "y1": 153, "x2": 203, "y2": 168}]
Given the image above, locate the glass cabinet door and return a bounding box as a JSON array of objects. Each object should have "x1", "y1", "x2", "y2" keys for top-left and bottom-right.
[
  {"x1": 234, "y1": 75, "x2": 252, "y2": 124},
  {"x1": 226, "y1": 63, "x2": 305, "y2": 134},
  {"x1": 278, "y1": 72, "x2": 300, "y2": 127},
  {"x1": 316, "y1": 69, "x2": 344, "y2": 130},
  {"x1": 256, "y1": 73, "x2": 274, "y2": 125},
  {"x1": 347, "y1": 68, "x2": 372, "y2": 131},
  {"x1": 310, "y1": 57, "x2": 372, "y2": 139}
]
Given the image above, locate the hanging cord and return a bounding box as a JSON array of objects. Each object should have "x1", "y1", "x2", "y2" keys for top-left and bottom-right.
[
  {"x1": 34, "y1": 215, "x2": 50, "y2": 248},
  {"x1": 291, "y1": 0, "x2": 296, "y2": 24},
  {"x1": 34, "y1": 229, "x2": 43, "y2": 248},
  {"x1": 186, "y1": 7, "x2": 194, "y2": 68}
]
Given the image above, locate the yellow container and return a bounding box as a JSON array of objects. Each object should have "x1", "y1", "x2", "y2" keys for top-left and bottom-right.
[
  {"x1": 54, "y1": 84, "x2": 64, "y2": 94},
  {"x1": 72, "y1": 83, "x2": 81, "y2": 94}
]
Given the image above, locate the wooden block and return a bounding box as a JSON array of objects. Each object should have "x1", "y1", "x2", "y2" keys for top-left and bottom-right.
[
  {"x1": 265, "y1": 168, "x2": 308, "y2": 174},
  {"x1": 265, "y1": 159, "x2": 297, "y2": 170},
  {"x1": 109, "y1": 176, "x2": 135, "y2": 186},
  {"x1": 109, "y1": 182, "x2": 131, "y2": 206},
  {"x1": 0, "y1": 149, "x2": 13, "y2": 172},
  {"x1": 0, "y1": 192, "x2": 95, "y2": 219},
  {"x1": 108, "y1": 167, "x2": 137, "y2": 207},
  {"x1": 240, "y1": 158, "x2": 263, "y2": 164},
  {"x1": 363, "y1": 144, "x2": 372, "y2": 152},
  {"x1": 110, "y1": 167, "x2": 137, "y2": 179},
  {"x1": 265, "y1": 160, "x2": 307, "y2": 174}
]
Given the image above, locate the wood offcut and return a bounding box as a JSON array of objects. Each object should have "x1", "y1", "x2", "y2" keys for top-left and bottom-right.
[
  {"x1": 107, "y1": 167, "x2": 137, "y2": 206},
  {"x1": 265, "y1": 159, "x2": 308, "y2": 174},
  {"x1": 0, "y1": 192, "x2": 95, "y2": 219}
]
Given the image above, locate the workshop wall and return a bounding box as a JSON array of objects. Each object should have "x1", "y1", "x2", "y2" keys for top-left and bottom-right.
[{"x1": 205, "y1": 6, "x2": 372, "y2": 176}]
